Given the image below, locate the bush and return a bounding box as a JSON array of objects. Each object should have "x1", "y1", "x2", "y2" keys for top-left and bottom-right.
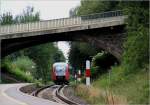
[
  {"x1": 123, "y1": 25, "x2": 149, "y2": 74},
  {"x1": 91, "y1": 52, "x2": 118, "y2": 79},
  {"x1": 91, "y1": 66, "x2": 100, "y2": 79},
  {"x1": 12, "y1": 56, "x2": 36, "y2": 73},
  {"x1": 2, "y1": 57, "x2": 34, "y2": 83},
  {"x1": 12, "y1": 67, "x2": 34, "y2": 82}
]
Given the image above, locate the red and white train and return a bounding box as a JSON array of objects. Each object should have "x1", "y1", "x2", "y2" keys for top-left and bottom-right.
[{"x1": 51, "y1": 62, "x2": 70, "y2": 84}]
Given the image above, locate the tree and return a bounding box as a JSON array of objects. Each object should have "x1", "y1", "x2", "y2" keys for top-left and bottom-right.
[
  {"x1": 14, "y1": 6, "x2": 40, "y2": 23},
  {"x1": 69, "y1": 0, "x2": 149, "y2": 75},
  {"x1": 0, "y1": 6, "x2": 40, "y2": 25},
  {"x1": 24, "y1": 43, "x2": 65, "y2": 84},
  {"x1": 0, "y1": 12, "x2": 14, "y2": 25},
  {"x1": 53, "y1": 50, "x2": 65, "y2": 62},
  {"x1": 71, "y1": 0, "x2": 120, "y2": 16},
  {"x1": 68, "y1": 1, "x2": 120, "y2": 73},
  {"x1": 68, "y1": 42, "x2": 100, "y2": 71},
  {"x1": 121, "y1": 1, "x2": 149, "y2": 73}
]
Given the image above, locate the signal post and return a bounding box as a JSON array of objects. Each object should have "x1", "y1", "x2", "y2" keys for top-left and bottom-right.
[{"x1": 86, "y1": 60, "x2": 91, "y2": 86}]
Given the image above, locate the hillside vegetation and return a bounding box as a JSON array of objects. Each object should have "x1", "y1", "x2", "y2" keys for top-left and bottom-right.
[{"x1": 70, "y1": 1, "x2": 149, "y2": 104}]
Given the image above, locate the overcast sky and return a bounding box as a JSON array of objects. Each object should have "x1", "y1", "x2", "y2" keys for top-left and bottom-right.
[{"x1": 0, "y1": 0, "x2": 81, "y2": 61}]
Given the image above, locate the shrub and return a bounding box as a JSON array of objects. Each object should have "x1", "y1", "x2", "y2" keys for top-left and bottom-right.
[
  {"x1": 123, "y1": 25, "x2": 149, "y2": 74},
  {"x1": 91, "y1": 52, "x2": 118, "y2": 79},
  {"x1": 12, "y1": 56, "x2": 36, "y2": 73},
  {"x1": 2, "y1": 57, "x2": 34, "y2": 83},
  {"x1": 12, "y1": 67, "x2": 34, "y2": 82}
]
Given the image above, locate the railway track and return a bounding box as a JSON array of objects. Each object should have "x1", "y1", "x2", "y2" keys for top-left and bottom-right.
[
  {"x1": 31, "y1": 85, "x2": 79, "y2": 105},
  {"x1": 31, "y1": 85, "x2": 54, "y2": 96}
]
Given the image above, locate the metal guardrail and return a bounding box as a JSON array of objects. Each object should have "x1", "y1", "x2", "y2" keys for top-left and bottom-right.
[
  {"x1": 81, "y1": 10, "x2": 122, "y2": 20},
  {"x1": 0, "y1": 10, "x2": 123, "y2": 35}
]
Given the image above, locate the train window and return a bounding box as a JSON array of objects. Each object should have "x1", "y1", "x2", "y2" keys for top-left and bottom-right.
[{"x1": 55, "y1": 65, "x2": 67, "y2": 76}]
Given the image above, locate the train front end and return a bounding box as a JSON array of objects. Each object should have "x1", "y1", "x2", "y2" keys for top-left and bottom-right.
[{"x1": 51, "y1": 62, "x2": 70, "y2": 84}]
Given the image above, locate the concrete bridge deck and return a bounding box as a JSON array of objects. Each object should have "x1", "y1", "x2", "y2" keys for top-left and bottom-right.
[{"x1": 0, "y1": 10, "x2": 126, "y2": 39}]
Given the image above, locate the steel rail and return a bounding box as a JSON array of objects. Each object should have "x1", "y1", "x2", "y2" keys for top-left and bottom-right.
[
  {"x1": 31, "y1": 84, "x2": 54, "y2": 96},
  {"x1": 56, "y1": 85, "x2": 79, "y2": 105},
  {"x1": 31, "y1": 84, "x2": 79, "y2": 105}
]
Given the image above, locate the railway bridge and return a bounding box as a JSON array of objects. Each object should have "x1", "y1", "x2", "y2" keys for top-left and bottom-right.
[{"x1": 0, "y1": 10, "x2": 127, "y2": 60}]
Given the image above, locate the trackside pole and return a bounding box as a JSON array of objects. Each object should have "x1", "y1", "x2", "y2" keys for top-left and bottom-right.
[
  {"x1": 77, "y1": 70, "x2": 81, "y2": 82},
  {"x1": 86, "y1": 60, "x2": 90, "y2": 86},
  {"x1": 75, "y1": 73, "x2": 77, "y2": 84}
]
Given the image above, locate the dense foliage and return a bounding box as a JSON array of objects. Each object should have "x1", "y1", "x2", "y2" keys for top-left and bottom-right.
[
  {"x1": 69, "y1": 0, "x2": 149, "y2": 76},
  {"x1": 91, "y1": 52, "x2": 118, "y2": 79},
  {"x1": 70, "y1": 0, "x2": 149, "y2": 104},
  {"x1": 69, "y1": 1, "x2": 120, "y2": 76},
  {"x1": 24, "y1": 43, "x2": 65, "y2": 83},
  {"x1": 12, "y1": 56, "x2": 36, "y2": 73},
  {"x1": 0, "y1": 6, "x2": 39, "y2": 25},
  {"x1": 2, "y1": 57, "x2": 34, "y2": 82},
  {"x1": 122, "y1": 1, "x2": 149, "y2": 73},
  {"x1": 70, "y1": 1, "x2": 120, "y2": 17},
  {"x1": 68, "y1": 42, "x2": 100, "y2": 74}
]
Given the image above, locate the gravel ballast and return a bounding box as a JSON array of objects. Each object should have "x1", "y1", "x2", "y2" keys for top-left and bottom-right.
[{"x1": 63, "y1": 86, "x2": 89, "y2": 105}]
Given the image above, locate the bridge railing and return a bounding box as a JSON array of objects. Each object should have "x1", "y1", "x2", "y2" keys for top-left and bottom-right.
[
  {"x1": 81, "y1": 10, "x2": 123, "y2": 20},
  {"x1": 0, "y1": 10, "x2": 123, "y2": 35}
]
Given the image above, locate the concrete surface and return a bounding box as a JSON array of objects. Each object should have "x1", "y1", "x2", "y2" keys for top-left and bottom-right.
[
  {"x1": 0, "y1": 16, "x2": 126, "y2": 39},
  {"x1": 0, "y1": 83, "x2": 63, "y2": 105}
]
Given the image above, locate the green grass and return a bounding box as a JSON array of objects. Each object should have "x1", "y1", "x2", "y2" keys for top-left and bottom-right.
[
  {"x1": 2, "y1": 59, "x2": 34, "y2": 83},
  {"x1": 75, "y1": 84, "x2": 106, "y2": 104},
  {"x1": 9, "y1": 67, "x2": 34, "y2": 82},
  {"x1": 93, "y1": 65, "x2": 149, "y2": 104},
  {"x1": 74, "y1": 65, "x2": 149, "y2": 105}
]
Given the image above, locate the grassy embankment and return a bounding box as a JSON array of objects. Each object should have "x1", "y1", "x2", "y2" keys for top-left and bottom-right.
[
  {"x1": 1, "y1": 58, "x2": 34, "y2": 83},
  {"x1": 75, "y1": 65, "x2": 149, "y2": 104}
]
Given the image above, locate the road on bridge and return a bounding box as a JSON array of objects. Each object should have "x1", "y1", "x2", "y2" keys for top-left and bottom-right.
[{"x1": 0, "y1": 83, "x2": 63, "y2": 105}]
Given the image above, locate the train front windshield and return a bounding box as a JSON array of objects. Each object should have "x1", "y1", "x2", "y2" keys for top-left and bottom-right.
[{"x1": 55, "y1": 64, "x2": 67, "y2": 76}]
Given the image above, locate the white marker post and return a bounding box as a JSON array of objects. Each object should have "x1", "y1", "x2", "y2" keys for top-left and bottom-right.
[
  {"x1": 77, "y1": 70, "x2": 81, "y2": 82},
  {"x1": 86, "y1": 60, "x2": 91, "y2": 86},
  {"x1": 74, "y1": 73, "x2": 77, "y2": 84}
]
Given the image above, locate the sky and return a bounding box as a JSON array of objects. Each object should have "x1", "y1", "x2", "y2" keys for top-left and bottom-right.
[{"x1": 0, "y1": 0, "x2": 81, "y2": 61}]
